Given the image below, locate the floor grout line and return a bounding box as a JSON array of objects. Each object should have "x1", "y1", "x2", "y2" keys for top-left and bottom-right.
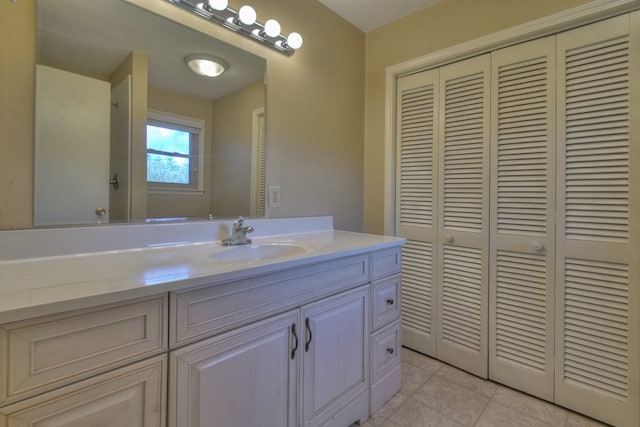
[{"x1": 367, "y1": 348, "x2": 611, "y2": 427}]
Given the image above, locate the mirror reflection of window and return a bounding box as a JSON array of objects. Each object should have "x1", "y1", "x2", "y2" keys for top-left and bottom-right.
[
  {"x1": 147, "y1": 125, "x2": 193, "y2": 185},
  {"x1": 146, "y1": 110, "x2": 204, "y2": 192}
]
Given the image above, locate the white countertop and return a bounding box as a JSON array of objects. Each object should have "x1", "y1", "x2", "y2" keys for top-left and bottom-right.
[{"x1": 0, "y1": 220, "x2": 404, "y2": 323}]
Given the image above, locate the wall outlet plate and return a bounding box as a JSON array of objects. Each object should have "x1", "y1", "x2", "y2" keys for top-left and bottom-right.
[{"x1": 269, "y1": 186, "x2": 281, "y2": 208}]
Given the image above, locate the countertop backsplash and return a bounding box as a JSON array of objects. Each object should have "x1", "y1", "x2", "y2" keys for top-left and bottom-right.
[{"x1": 0, "y1": 216, "x2": 334, "y2": 261}]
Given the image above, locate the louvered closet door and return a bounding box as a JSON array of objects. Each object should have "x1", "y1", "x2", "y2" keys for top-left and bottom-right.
[
  {"x1": 395, "y1": 70, "x2": 439, "y2": 356},
  {"x1": 555, "y1": 13, "x2": 639, "y2": 427},
  {"x1": 436, "y1": 54, "x2": 490, "y2": 378},
  {"x1": 489, "y1": 36, "x2": 556, "y2": 401}
]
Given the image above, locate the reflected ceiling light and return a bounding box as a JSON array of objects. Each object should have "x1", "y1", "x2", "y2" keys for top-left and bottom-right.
[
  {"x1": 167, "y1": 0, "x2": 303, "y2": 56},
  {"x1": 185, "y1": 55, "x2": 228, "y2": 78}
]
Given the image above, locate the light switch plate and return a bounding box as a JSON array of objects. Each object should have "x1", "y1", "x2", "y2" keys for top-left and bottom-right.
[{"x1": 269, "y1": 186, "x2": 281, "y2": 208}]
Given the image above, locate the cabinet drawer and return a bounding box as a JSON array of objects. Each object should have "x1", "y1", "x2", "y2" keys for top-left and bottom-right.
[
  {"x1": 0, "y1": 354, "x2": 166, "y2": 426},
  {"x1": 170, "y1": 254, "x2": 369, "y2": 348},
  {"x1": 370, "y1": 320, "x2": 401, "y2": 384},
  {"x1": 371, "y1": 247, "x2": 401, "y2": 280},
  {"x1": 0, "y1": 295, "x2": 167, "y2": 406},
  {"x1": 371, "y1": 275, "x2": 401, "y2": 330}
]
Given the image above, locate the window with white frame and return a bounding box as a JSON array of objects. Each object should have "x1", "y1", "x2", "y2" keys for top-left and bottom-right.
[{"x1": 146, "y1": 110, "x2": 204, "y2": 192}]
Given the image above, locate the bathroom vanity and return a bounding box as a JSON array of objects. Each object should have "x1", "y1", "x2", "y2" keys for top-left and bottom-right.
[{"x1": 0, "y1": 217, "x2": 404, "y2": 427}]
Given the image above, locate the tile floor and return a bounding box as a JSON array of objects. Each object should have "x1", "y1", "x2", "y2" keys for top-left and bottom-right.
[{"x1": 362, "y1": 347, "x2": 610, "y2": 427}]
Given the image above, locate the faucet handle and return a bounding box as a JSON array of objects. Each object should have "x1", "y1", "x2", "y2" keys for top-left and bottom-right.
[{"x1": 232, "y1": 216, "x2": 245, "y2": 231}]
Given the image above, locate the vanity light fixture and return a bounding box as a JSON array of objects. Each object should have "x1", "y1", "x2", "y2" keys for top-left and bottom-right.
[
  {"x1": 185, "y1": 54, "x2": 228, "y2": 77},
  {"x1": 166, "y1": 0, "x2": 303, "y2": 56}
]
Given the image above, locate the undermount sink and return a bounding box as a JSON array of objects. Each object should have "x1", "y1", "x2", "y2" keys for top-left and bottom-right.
[{"x1": 210, "y1": 243, "x2": 309, "y2": 262}]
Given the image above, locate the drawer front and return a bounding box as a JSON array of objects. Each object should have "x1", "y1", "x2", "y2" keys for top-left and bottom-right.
[
  {"x1": 371, "y1": 247, "x2": 401, "y2": 280},
  {"x1": 170, "y1": 254, "x2": 370, "y2": 348},
  {"x1": 0, "y1": 354, "x2": 166, "y2": 427},
  {"x1": 371, "y1": 275, "x2": 401, "y2": 330},
  {"x1": 370, "y1": 320, "x2": 401, "y2": 383},
  {"x1": 0, "y1": 296, "x2": 167, "y2": 406}
]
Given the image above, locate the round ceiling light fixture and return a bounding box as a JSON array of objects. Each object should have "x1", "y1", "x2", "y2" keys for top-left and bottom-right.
[{"x1": 185, "y1": 55, "x2": 228, "y2": 78}]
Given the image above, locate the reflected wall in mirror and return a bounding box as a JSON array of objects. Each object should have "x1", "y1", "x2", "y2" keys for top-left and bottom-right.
[{"x1": 35, "y1": 0, "x2": 266, "y2": 226}]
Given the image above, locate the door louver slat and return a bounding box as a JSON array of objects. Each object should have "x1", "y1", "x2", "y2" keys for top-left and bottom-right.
[
  {"x1": 495, "y1": 250, "x2": 547, "y2": 374},
  {"x1": 489, "y1": 37, "x2": 554, "y2": 400},
  {"x1": 564, "y1": 37, "x2": 629, "y2": 243},
  {"x1": 557, "y1": 25, "x2": 634, "y2": 421},
  {"x1": 443, "y1": 72, "x2": 484, "y2": 233},
  {"x1": 399, "y1": 85, "x2": 435, "y2": 228},
  {"x1": 441, "y1": 245, "x2": 482, "y2": 352},
  {"x1": 496, "y1": 56, "x2": 549, "y2": 236},
  {"x1": 401, "y1": 240, "x2": 433, "y2": 336},
  {"x1": 563, "y1": 258, "x2": 629, "y2": 400}
]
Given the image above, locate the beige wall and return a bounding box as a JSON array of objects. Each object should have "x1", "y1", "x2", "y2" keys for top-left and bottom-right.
[
  {"x1": 211, "y1": 81, "x2": 265, "y2": 218},
  {"x1": 146, "y1": 85, "x2": 215, "y2": 219},
  {"x1": 2, "y1": 0, "x2": 596, "y2": 233},
  {"x1": 362, "y1": 0, "x2": 593, "y2": 234},
  {"x1": 0, "y1": 0, "x2": 365, "y2": 231},
  {"x1": 140, "y1": 0, "x2": 365, "y2": 229},
  {"x1": 111, "y1": 52, "x2": 148, "y2": 220},
  {"x1": 0, "y1": 0, "x2": 35, "y2": 229}
]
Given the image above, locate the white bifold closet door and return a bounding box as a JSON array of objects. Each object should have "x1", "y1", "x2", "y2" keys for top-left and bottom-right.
[
  {"x1": 395, "y1": 70, "x2": 439, "y2": 357},
  {"x1": 489, "y1": 36, "x2": 556, "y2": 401},
  {"x1": 555, "y1": 13, "x2": 639, "y2": 427},
  {"x1": 436, "y1": 54, "x2": 490, "y2": 378}
]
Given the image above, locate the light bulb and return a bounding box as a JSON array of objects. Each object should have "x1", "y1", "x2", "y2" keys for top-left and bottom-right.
[
  {"x1": 263, "y1": 19, "x2": 281, "y2": 37},
  {"x1": 207, "y1": 0, "x2": 228, "y2": 10},
  {"x1": 287, "y1": 32, "x2": 303, "y2": 49},
  {"x1": 238, "y1": 5, "x2": 257, "y2": 25}
]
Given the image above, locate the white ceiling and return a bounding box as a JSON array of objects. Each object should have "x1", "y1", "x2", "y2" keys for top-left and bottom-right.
[{"x1": 318, "y1": 0, "x2": 442, "y2": 32}]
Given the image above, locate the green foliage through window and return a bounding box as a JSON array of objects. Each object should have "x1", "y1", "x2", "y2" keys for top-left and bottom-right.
[{"x1": 146, "y1": 124, "x2": 194, "y2": 186}]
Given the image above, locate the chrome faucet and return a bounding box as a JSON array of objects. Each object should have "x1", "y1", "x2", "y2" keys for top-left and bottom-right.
[{"x1": 222, "y1": 216, "x2": 254, "y2": 246}]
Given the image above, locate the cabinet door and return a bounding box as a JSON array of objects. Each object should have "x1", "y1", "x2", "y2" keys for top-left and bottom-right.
[
  {"x1": 169, "y1": 310, "x2": 299, "y2": 427},
  {"x1": 555, "y1": 12, "x2": 639, "y2": 427},
  {"x1": 301, "y1": 286, "x2": 369, "y2": 427},
  {"x1": 0, "y1": 355, "x2": 166, "y2": 427},
  {"x1": 489, "y1": 35, "x2": 556, "y2": 401},
  {"x1": 395, "y1": 69, "x2": 439, "y2": 356},
  {"x1": 436, "y1": 54, "x2": 491, "y2": 378}
]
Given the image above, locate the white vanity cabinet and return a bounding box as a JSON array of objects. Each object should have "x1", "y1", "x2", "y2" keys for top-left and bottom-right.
[
  {"x1": 0, "y1": 234, "x2": 404, "y2": 427},
  {"x1": 168, "y1": 254, "x2": 376, "y2": 427},
  {"x1": 169, "y1": 286, "x2": 370, "y2": 427},
  {"x1": 0, "y1": 355, "x2": 167, "y2": 427},
  {"x1": 368, "y1": 248, "x2": 402, "y2": 414},
  {"x1": 169, "y1": 310, "x2": 300, "y2": 427},
  {"x1": 0, "y1": 296, "x2": 168, "y2": 427},
  {"x1": 301, "y1": 286, "x2": 369, "y2": 427}
]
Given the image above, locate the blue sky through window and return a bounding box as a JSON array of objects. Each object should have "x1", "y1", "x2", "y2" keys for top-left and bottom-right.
[{"x1": 147, "y1": 124, "x2": 191, "y2": 184}]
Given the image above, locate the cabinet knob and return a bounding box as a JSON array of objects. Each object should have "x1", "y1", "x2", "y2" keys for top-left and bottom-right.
[
  {"x1": 387, "y1": 347, "x2": 395, "y2": 355},
  {"x1": 530, "y1": 240, "x2": 544, "y2": 252},
  {"x1": 386, "y1": 298, "x2": 394, "y2": 306}
]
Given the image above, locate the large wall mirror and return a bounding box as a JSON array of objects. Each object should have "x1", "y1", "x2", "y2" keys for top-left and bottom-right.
[{"x1": 35, "y1": 0, "x2": 266, "y2": 226}]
